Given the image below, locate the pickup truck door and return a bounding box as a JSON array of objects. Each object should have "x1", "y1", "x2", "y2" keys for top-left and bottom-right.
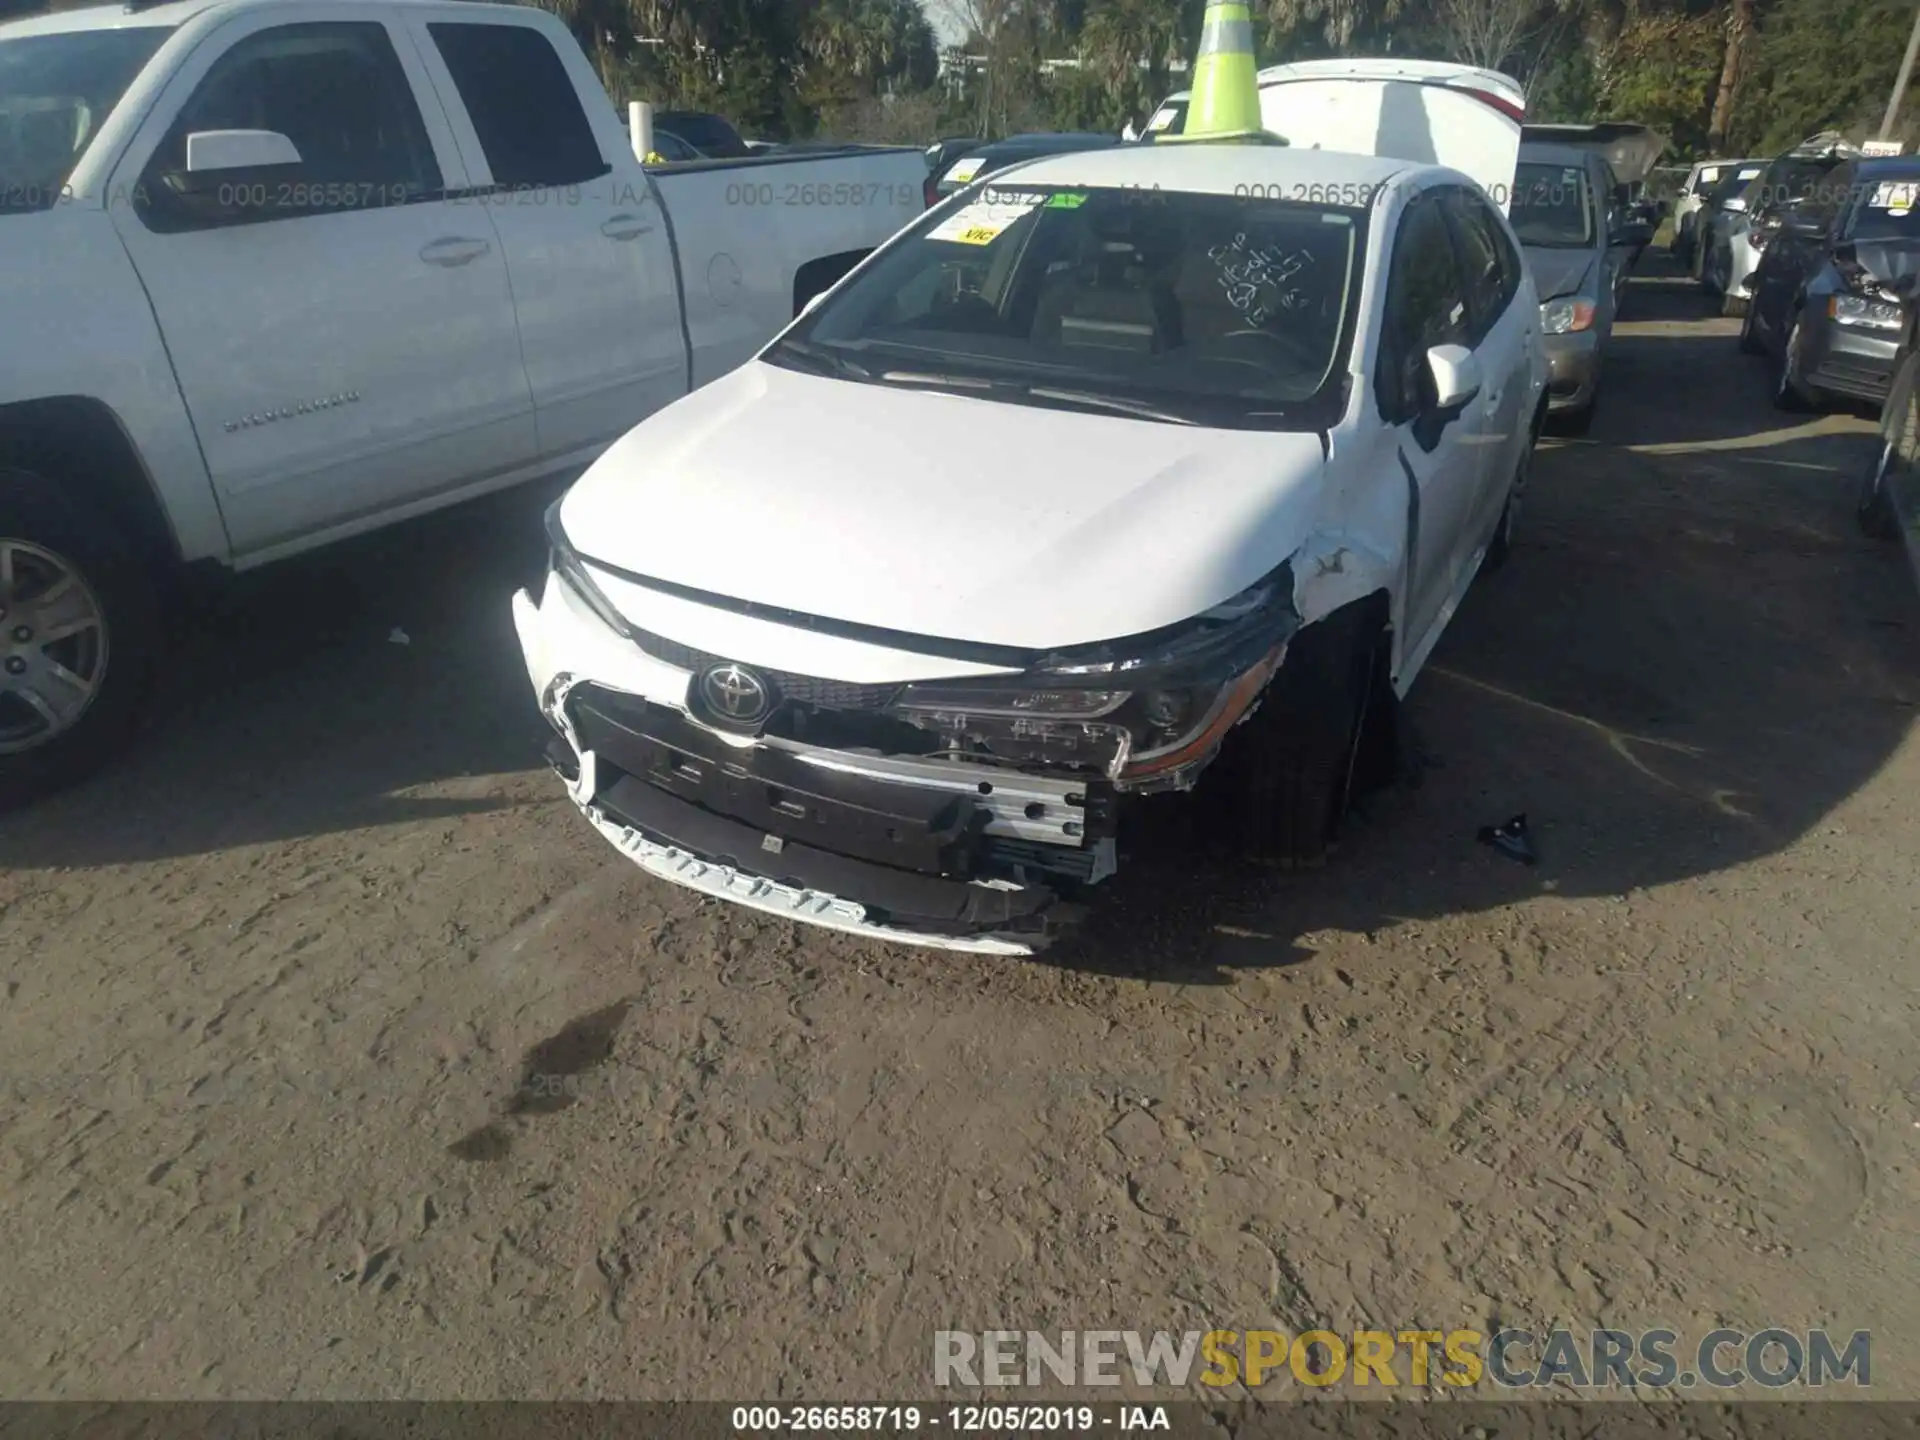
[
  {"x1": 405, "y1": 13, "x2": 688, "y2": 463},
  {"x1": 1376, "y1": 190, "x2": 1501, "y2": 668},
  {"x1": 105, "y1": 10, "x2": 536, "y2": 560}
]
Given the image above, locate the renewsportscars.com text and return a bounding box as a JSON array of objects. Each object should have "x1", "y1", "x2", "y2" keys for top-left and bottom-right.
[{"x1": 933, "y1": 1328, "x2": 1871, "y2": 1390}]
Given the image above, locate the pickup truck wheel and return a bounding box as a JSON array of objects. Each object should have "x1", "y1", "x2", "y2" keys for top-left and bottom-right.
[
  {"x1": 0, "y1": 471, "x2": 157, "y2": 810},
  {"x1": 1225, "y1": 606, "x2": 1377, "y2": 869}
]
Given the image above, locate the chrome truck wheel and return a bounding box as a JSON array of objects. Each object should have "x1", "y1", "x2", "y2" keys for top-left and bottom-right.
[
  {"x1": 0, "y1": 539, "x2": 109, "y2": 754},
  {"x1": 0, "y1": 469, "x2": 159, "y2": 810}
]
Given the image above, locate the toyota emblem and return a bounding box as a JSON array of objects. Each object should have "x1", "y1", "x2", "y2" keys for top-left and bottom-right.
[{"x1": 699, "y1": 662, "x2": 773, "y2": 725}]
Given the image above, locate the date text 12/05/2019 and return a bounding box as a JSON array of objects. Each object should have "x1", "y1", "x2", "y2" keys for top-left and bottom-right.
[{"x1": 730, "y1": 1406, "x2": 1172, "y2": 1431}]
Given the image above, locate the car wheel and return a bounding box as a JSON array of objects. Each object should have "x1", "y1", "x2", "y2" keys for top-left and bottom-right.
[
  {"x1": 1738, "y1": 297, "x2": 1765, "y2": 354},
  {"x1": 1483, "y1": 436, "x2": 1532, "y2": 572},
  {"x1": 1773, "y1": 318, "x2": 1817, "y2": 412},
  {"x1": 0, "y1": 469, "x2": 158, "y2": 811},
  {"x1": 1225, "y1": 603, "x2": 1378, "y2": 869}
]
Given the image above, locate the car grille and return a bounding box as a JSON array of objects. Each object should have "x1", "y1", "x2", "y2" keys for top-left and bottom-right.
[{"x1": 630, "y1": 626, "x2": 904, "y2": 711}]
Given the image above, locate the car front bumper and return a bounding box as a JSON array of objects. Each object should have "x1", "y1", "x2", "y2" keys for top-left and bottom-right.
[
  {"x1": 1800, "y1": 312, "x2": 1905, "y2": 403},
  {"x1": 510, "y1": 572, "x2": 1100, "y2": 955},
  {"x1": 1543, "y1": 327, "x2": 1602, "y2": 412}
]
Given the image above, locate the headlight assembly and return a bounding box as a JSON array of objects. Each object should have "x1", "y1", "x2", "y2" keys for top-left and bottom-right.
[
  {"x1": 544, "y1": 499, "x2": 633, "y2": 638},
  {"x1": 889, "y1": 564, "x2": 1302, "y2": 785},
  {"x1": 1831, "y1": 293, "x2": 1904, "y2": 330},
  {"x1": 1540, "y1": 297, "x2": 1597, "y2": 335}
]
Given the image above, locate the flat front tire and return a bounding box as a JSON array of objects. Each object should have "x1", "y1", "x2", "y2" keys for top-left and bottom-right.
[{"x1": 0, "y1": 469, "x2": 158, "y2": 810}]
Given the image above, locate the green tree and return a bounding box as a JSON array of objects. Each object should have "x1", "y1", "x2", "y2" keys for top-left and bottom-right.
[{"x1": 1745, "y1": 0, "x2": 1916, "y2": 153}]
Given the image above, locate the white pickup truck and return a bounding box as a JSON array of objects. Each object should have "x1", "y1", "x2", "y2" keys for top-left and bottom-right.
[{"x1": 0, "y1": 0, "x2": 926, "y2": 806}]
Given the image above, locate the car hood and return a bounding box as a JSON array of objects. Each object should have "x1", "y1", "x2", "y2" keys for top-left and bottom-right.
[
  {"x1": 1844, "y1": 239, "x2": 1920, "y2": 294},
  {"x1": 1524, "y1": 247, "x2": 1596, "y2": 301},
  {"x1": 558, "y1": 362, "x2": 1335, "y2": 651}
]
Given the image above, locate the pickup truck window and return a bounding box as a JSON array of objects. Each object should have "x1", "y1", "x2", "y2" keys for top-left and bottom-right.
[
  {"x1": 0, "y1": 27, "x2": 173, "y2": 213},
  {"x1": 427, "y1": 23, "x2": 610, "y2": 190},
  {"x1": 771, "y1": 185, "x2": 1364, "y2": 432},
  {"x1": 136, "y1": 22, "x2": 440, "y2": 231}
]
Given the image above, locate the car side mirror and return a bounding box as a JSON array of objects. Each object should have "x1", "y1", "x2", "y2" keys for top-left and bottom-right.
[
  {"x1": 1426, "y1": 343, "x2": 1481, "y2": 415},
  {"x1": 171, "y1": 129, "x2": 302, "y2": 191}
]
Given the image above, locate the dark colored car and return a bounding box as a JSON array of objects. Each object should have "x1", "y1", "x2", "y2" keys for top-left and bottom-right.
[
  {"x1": 653, "y1": 110, "x2": 751, "y2": 159},
  {"x1": 1741, "y1": 156, "x2": 1920, "y2": 412},
  {"x1": 1701, "y1": 138, "x2": 1862, "y2": 314},
  {"x1": 923, "y1": 135, "x2": 985, "y2": 206},
  {"x1": 929, "y1": 132, "x2": 1123, "y2": 204}
]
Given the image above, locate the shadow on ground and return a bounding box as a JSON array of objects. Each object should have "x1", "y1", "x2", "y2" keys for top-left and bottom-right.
[{"x1": 7, "y1": 255, "x2": 1918, "y2": 983}]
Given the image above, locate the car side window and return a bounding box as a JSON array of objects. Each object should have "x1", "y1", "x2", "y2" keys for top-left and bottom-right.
[
  {"x1": 1377, "y1": 194, "x2": 1470, "y2": 425},
  {"x1": 136, "y1": 22, "x2": 442, "y2": 232},
  {"x1": 428, "y1": 23, "x2": 611, "y2": 190},
  {"x1": 1442, "y1": 187, "x2": 1516, "y2": 344}
]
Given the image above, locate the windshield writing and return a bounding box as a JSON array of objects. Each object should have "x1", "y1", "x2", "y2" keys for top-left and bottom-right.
[{"x1": 772, "y1": 185, "x2": 1362, "y2": 431}]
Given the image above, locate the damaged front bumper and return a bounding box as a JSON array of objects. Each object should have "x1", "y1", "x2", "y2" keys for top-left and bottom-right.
[{"x1": 511, "y1": 573, "x2": 1116, "y2": 955}]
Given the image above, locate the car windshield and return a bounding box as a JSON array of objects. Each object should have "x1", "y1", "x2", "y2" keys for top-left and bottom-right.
[
  {"x1": 0, "y1": 26, "x2": 173, "y2": 213},
  {"x1": 1142, "y1": 99, "x2": 1188, "y2": 138},
  {"x1": 657, "y1": 112, "x2": 743, "y2": 155},
  {"x1": 1853, "y1": 177, "x2": 1920, "y2": 241},
  {"x1": 766, "y1": 184, "x2": 1365, "y2": 433},
  {"x1": 1710, "y1": 167, "x2": 1763, "y2": 205},
  {"x1": 1750, "y1": 158, "x2": 1839, "y2": 211},
  {"x1": 1509, "y1": 161, "x2": 1593, "y2": 248}
]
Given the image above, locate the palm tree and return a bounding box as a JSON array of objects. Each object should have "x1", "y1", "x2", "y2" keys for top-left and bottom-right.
[{"x1": 1081, "y1": 0, "x2": 1182, "y2": 99}]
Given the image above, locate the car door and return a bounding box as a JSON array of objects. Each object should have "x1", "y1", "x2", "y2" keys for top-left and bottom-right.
[
  {"x1": 106, "y1": 11, "x2": 536, "y2": 559},
  {"x1": 408, "y1": 13, "x2": 688, "y2": 464},
  {"x1": 1376, "y1": 190, "x2": 1497, "y2": 661},
  {"x1": 1441, "y1": 184, "x2": 1533, "y2": 546}
]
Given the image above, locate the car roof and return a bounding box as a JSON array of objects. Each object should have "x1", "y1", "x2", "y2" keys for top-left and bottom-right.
[
  {"x1": 1856, "y1": 156, "x2": 1920, "y2": 180},
  {"x1": 984, "y1": 141, "x2": 1414, "y2": 197},
  {"x1": 969, "y1": 132, "x2": 1121, "y2": 157}
]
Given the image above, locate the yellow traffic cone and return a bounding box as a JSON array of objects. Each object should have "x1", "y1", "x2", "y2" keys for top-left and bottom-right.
[{"x1": 1162, "y1": 0, "x2": 1281, "y2": 145}]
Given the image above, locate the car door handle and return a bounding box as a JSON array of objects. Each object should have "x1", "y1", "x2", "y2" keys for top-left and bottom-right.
[
  {"x1": 420, "y1": 237, "x2": 491, "y2": 268},
  {"x1": 601, "y1": 214, "x2": 654, "y2": 241}
]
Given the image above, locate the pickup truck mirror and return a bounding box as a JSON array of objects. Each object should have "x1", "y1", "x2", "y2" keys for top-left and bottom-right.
[
  {"x1": 172, "y1": 129, "x2": 302, "y2": 195},
  {"x1": 1426, "y1": 343, "x2": 1481, "y2": 415}
]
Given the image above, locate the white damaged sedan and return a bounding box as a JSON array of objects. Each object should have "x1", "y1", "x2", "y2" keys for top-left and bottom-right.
[{"x1": 514, "y1": 71, "x2": 1548, "y2": 954}]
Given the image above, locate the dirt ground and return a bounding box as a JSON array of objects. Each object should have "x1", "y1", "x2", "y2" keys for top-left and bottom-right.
[{"x1": 6, "y1": 257, "x2": 1920, "y2": 1403}]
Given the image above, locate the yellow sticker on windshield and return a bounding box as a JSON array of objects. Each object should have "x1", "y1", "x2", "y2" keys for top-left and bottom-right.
[
  {"x1": 927, "y1": 191, "x2": 1044, "y2": 245},
  {"x1": 947, "y1": 157, "x2": 984, "y2": 184},
  {"x1": 1147, "y1": 108, "x2": 1177, "y2": 132}
]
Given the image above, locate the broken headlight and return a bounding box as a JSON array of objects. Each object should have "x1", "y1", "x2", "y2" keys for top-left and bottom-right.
[
  {"x1": 890, "y1": 563, "x2": 1301, "y2": 783},
  {"x1": 545, "y1": 499, "x2": 633, "y2": 638}
]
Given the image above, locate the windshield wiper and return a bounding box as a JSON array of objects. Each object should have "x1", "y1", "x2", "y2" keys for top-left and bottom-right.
[
  {"x1": 1021, "y1": 386, "x2": 1199, "y2": 426},
  {"x1": 769, "y1": 337, "x2": 870, "y2": 380},
  {"x1": 874, "y1": 369, "x2": 996, "y2": 391}
]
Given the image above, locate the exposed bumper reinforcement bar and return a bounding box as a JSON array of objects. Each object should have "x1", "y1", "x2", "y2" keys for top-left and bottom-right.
[{"x1": 571, "y1": 764, "x2": 1060, "y2": 955}]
